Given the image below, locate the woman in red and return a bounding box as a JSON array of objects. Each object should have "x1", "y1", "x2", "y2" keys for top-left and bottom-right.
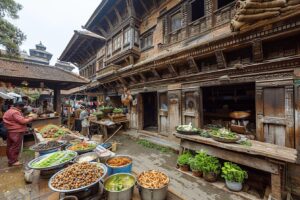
[{"x1": 3, "y1": 102, "x2": 35, "y2": 166}]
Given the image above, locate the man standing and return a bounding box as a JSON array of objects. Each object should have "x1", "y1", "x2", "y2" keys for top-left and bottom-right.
[
  {"x1": 3, "y1": 102, "x2": 36, "y2": 166},
  {"x1": 74, "y1": 105, "x2": 82, "y2": 132},
  {"x1": 37, "y1": 100, "x2": 53, "y2": 115},
  {"x1": 79, "y1": 105, "x2": 89, "y2": 136}
]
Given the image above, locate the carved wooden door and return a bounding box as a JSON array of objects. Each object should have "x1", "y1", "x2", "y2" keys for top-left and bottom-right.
[
  {"x1": 182, "y1": 88, "x2": 201, "y2": 128},
  {"x1": 256, "y1": 81, "x2": 294, "y2": 148},
  {"x1": 168, "y1": 91, "x2": 181, "y2": 132},
  {"x1": 295, "y1": 81, "x2": 300, "y2": 148},
  {"x1": 158, "y1": 92, "x2": 169, "y2": 136}
]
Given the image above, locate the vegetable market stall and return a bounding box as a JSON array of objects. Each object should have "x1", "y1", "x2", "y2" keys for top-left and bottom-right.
[
  {"x1": 31, "y1": 116, "x2": 61, "y2": 129},
  {"x1": 0, "y1": 58, "x2": 89, "y2": 115},
  {"x1": 174, "y1": 132, "x2": 298, "y2": 200}
]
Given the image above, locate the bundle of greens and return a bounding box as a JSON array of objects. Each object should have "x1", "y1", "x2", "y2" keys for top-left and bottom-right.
[{"x1": 31, "y1": 151, "x2": 76, "y2": 168}]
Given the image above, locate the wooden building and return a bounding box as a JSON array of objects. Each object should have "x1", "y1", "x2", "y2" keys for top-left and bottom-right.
[{"x1": 60, "y1": 0, "x2": 300, "y2": 198}]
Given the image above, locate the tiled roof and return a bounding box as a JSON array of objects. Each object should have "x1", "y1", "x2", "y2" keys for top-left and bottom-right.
[{"x1": 0, "y1": 58, "x2": 89, "y2": 89}]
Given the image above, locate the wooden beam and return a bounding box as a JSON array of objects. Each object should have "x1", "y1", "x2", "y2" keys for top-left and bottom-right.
[
  {"x1": 126, "y1": 0, "x2": 136, "y2": 17},
  {"x1": 252, "y1": 39, "x2": 264, "y2": 62},
  {"x1": 104, "y1": 16, "x2": 113, "y2": 30},
  {"x1": 139, "y1": 72, "x2": 147, "y2": 82},
  {"x1": 118, "y1": 77, "x2": 128, "y2": 85},
  {"x1": 215, "y1": 50, "x2": 227, "y2": 69},
  {"x1": 139, "y1": 0, "x2": 149, "y2": 12},
  {"x1": 129, "y1": 75, "x2": 138, "y2": 84},
  {"x1": 152, "y1": 0, "x2": 158, "y2": 8},
  {"x1": 187, "y1": 56, "x2": 200, "y2": 73},
  {"x1": 167, "y1": 64, "x2": 178, "y2": 76},
  {"x1": 151, "y1": 68, "x2": 161, "y2": 79},
  {"x1": 95, "y1": 27, "x2": 108, "y2": 37},
  {"x1": 113, "y1": 7, "x2": 122, "y2": 24}
]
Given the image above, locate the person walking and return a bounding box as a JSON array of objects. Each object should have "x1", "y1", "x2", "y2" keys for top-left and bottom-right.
[
  {"x1": 3, "y1": 102, "x2": 36, "y2": 166},
  {"x1": 79, "y1": 105, "x2": 90, "y2": 137},
  {"x1": 74, "y1": 105, "x2": 82, "y2": 132}
]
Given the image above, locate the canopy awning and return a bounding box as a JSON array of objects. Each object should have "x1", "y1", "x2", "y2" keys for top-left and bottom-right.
[{"x1": 0, "y1": 91, "x2": 14, "y2": 99}]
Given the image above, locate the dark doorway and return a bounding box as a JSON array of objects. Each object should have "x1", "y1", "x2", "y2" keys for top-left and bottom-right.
[{"x1": 142, "y1": 92, "x2": 158, "y2": 132}]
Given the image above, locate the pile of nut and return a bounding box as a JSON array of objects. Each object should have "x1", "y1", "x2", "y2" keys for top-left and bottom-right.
[{"x1": 51, "y1": 162, "x2": 103, "y2": 190}]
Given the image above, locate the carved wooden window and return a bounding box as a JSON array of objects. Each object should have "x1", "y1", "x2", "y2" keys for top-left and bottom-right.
[
  {"x1": 123, "y1": 28, "x2": 131, "y2": 45},
  {"x1": 217, "y1": 0, "x2": 234, "y2": 9},
  {"x1": 134, "y1": 29, "x2": 139, "y2": 44},
  {"x1": 113, "y1": 33, "x2": 122, "y2": 51},
  {"x1": 140, "y1": 27, "x2": 155, "y2": 51},
  {"x1": 170, "y1": 12, "x2": 182, "y2": 32},
  {"x1": 191, "y1": 0, "x2": 205, "y2": 21},
  {"x1": 107, "y1": 40, "x2": 112, "y2": 56}
]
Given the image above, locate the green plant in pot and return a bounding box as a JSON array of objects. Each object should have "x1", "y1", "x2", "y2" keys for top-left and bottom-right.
[
  {"x1": 177, "y1": 151, "x2": 193, "y2": 171},
  {"x1": 189, "y1": 158, "x2": 203, "y2": 177},
  {"x1": 221, "y1": 162, "x2": 248, "y2": 192},
  {"x1": 202, "y1": 155, "x2": 221, "y2": 182},
  {"x1": 189, "y1": 150, "x2": 208, "y2": 177}
]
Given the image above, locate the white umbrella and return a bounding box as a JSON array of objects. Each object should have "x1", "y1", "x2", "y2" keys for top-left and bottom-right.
[
  {"x1": 7, "y1": 92, "x2": 22, "y2": 98},
  {"x1": 0, "y1": 92, "x2": 14, "y2": 99}
]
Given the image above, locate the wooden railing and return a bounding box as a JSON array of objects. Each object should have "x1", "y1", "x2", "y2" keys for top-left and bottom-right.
[{"x1": 214, "y1": 2, "x2": 236, "y2": 27}]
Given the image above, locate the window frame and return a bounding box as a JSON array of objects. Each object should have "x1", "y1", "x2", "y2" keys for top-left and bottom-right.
[{"x1": 170, "y1": 11, "x2": 182, "y2": 33}]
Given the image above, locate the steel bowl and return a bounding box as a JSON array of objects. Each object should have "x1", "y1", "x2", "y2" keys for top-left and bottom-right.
[
  {"x1": 104, "y1": 173, "x2": 136, "y2": 200},
  {"x1": 30, "y1": 140, "x2": 67, "y2": 154},
  {"x1": 74, "y1": 152, "x2": 99, "y2": 163},
  {"x1": 137, "y1": 170, "x2": 170, "y2": 200},
  {"x1": 66, "y1": 141, "x2": 98, "y2": 154},
  {"x1": 27, "y1": 150, "x2": 77, "y2": 170},
  {"x1": 48, "y1": 162, "x2": 107, "y2": 193}
]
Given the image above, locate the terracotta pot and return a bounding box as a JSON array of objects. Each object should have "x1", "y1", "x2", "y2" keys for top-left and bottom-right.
[
  {"x1": 179, "y1": 164, "x2": 190, "y2": 172},
  {"x1": 192, "y1": 170, "x2": 203, "y2": 177},
  {"x1": 203, "y1": 172, "x2": 218, "y2": 182}
]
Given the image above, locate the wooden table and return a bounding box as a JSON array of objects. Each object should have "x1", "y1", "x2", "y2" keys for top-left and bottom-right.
[
  {"x1": 174, "y1": 133, "x2": 298, "y2": 200},
  {"x1": 90, "y1": 119, "x2": 129, "y2": 140}
]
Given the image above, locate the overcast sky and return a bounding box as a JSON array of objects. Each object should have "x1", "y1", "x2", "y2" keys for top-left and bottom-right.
[{"x1": 14, "y1": 0, "x2": 101, "y2": 68}]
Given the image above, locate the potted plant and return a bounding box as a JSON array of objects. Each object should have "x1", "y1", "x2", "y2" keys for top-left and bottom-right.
[
  {"x1": 189, "y1": 150, "x2": 208, "y2": 177},
  {"x1": 189, "y1": 158, "x2": 202, "y2": 177},
  {"x1": 177, "y1": 151, "x2": 193, "y2": 171},
  {"x1": 202, "y1": 155, "x2": 221, "y2": 182},
  {"x1": 221, "y1": 162, "x2": 248, "y2": 192}
]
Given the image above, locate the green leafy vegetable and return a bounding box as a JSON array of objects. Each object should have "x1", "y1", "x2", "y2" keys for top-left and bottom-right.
[
  {"x1": 177, "y1": 151, "x2": 193, "y2": 166},
  {"x1": 221, "y1": 162, "x2": 248, "y2": 183}
]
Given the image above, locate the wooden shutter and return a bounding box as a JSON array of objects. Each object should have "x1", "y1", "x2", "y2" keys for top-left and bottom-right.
[{"x1": 256, "y1": 81, "x2": 294, "y2": 148}]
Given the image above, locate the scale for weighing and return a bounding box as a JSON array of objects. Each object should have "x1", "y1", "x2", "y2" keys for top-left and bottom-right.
[{"x1": 229, "y1": 111, "x2": 250, "y2": 134}]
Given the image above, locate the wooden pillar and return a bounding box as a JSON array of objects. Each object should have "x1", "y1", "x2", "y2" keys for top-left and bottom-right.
[
  {"x1": 53, "y1": 88, "x2": 61, "y2": 114},
  {"x1": 271, "y1": 167, "x2": 283, "y2": 200}
]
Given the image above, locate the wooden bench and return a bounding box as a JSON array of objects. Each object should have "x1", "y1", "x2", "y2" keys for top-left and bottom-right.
[{"x1": 174, "y1": 132, "x2": 298, "y2": 200}]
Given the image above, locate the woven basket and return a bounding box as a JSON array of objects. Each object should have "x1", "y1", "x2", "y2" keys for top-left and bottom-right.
[{"x1": 210, "y1": 134, "x2": 241, "y2": 143}]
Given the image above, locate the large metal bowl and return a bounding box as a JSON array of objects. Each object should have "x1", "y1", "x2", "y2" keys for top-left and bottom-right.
[
  {"x1": 104, "y1": 173, "x2": 136, "y2": 200},
  {"x1": 137, "y1": 170, "x2": 170, "y2": 200},
  {"x1": 66, "y1": 141, "x2": 98, "y2": 154},
  {"x1": 30, "y1": 140, "x2": 67, "y2": 153},
  {"x1": 27, "y1": 150, "x2": 77, "y2": 170},
  {"x1": 48, "y1": 162, "x2": 107, "y2": 193}
]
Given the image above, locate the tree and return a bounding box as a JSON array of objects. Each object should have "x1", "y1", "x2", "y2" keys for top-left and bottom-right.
[{"x1": 0, "y1": 0, "x2": 26, "y2": 55}]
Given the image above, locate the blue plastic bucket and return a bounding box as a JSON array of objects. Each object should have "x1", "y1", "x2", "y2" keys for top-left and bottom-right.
[{"x1": 106, "y1": 155, "x2": 132, "y2": 176}]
